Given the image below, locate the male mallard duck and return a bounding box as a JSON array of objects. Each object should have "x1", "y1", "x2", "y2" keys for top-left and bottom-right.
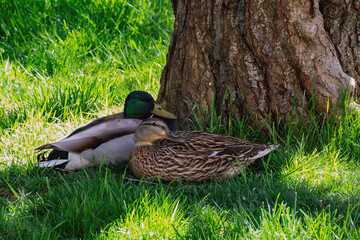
[
  {"x1": 35, "y1": 91, "x2": 177, "y2": 170},
  {"x1": 129, "y1": 118, "x2": 278, "y2": 182}
]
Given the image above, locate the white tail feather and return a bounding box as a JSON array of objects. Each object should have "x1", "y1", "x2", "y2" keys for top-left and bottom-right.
[
  {"x1": 35, "y1": 159, "x2": 69, "y2": 168},
  {"x1": 250, "y1": 144, "x2": 279, "y2": 160}
]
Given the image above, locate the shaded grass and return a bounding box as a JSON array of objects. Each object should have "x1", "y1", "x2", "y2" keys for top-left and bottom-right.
[
  {"x1": 1, "y1": 160, "x2": 359, "y2": 239},
  {"x1": 1, "y1": 0, "x2": 360, "y2": 239}
]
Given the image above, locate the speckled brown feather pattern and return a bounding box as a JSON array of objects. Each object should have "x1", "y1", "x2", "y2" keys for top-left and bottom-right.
[{"x1": 129, "y1": 130, "x2": 277, "y2": 182}]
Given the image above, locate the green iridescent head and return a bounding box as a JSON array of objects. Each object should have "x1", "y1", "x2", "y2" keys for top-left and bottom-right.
[{"x1": 124, "y1": 91, "x2": 177, "y2": 119}]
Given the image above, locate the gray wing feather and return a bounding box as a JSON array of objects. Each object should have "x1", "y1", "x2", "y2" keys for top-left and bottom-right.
[{"x1": 36, "y1": 118, "x2": 142, "y2": 153}]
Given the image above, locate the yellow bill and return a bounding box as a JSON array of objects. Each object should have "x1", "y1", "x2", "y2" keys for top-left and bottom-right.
[{"x1": 151, "y1": 103, "x2": 177, "y2": 119}]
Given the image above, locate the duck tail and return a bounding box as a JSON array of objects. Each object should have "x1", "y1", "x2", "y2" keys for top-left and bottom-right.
[
  {"x1": 270, "y1": 144, "x2": 280, "y2": 150},
  {"x1": 35, "y1": 150, "x2": 69, "y2": 169},
  {"x1": 252, "y1": 144, "x2": 279, "y2": 159}
]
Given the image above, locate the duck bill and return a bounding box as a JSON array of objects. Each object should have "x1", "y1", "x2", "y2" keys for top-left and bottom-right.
[
  {"x1": 162, "y1": 133, "x2": 185, "y2": 143},
  {"x1": 151, "y1": 103, "x2": 177, "y2": 119}
]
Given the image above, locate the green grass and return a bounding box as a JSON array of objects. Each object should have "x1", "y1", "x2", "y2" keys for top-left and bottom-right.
[{"x1": 1, "y1": 0, "x2": 360, "y2": 239}]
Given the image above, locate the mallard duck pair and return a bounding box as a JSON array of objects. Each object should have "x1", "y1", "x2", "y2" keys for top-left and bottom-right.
[
  {"x1": 129, "y1": 118, "x2": 278, "y2": 182},
  {"x1": 36, "y1": 91, "x2": 278, "y2": 181},
  {"x1": 36, "y1": 91, "x2": 177, "y2": 170}
]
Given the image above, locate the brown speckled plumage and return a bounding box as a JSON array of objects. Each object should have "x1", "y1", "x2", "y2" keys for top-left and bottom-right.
[{"x1": 129, "y1": 119, "x2": 278, "y2": 182}]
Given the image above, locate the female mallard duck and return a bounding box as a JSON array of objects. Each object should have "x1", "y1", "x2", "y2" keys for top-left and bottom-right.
[
  {"x1": 129, "y1": 118, "x2": 278, "y2": 182},
  {"x1": 35, "y1": 91, "x2": 177, "y2": 170}
]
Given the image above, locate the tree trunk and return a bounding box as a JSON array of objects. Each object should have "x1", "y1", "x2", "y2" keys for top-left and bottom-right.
[
  {"x1": 158, "y1": 0, "x2": 359, "y2": 127},
  {"x1": 320, "y1": 0, "x2": 360, "y2": 94}
]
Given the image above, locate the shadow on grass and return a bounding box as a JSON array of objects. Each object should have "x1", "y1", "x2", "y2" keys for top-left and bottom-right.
[
  {"x1": 1, "y1": 94, "x2": 359, "y2": 238},
  {"x1": 0, "y1": 148, "x2": 359, "y2": 239}
]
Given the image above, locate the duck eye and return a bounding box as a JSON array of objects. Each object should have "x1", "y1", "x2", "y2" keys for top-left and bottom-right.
[
  {"x1": 151, "y1": 123, "x2": 158, "y2": 127},
  {"x1": 140, "y1": 97, "x2": 147, "y2": 102}
]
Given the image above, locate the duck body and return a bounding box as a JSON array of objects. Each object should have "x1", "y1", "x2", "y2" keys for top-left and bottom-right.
[
  {"x1": 37, "y1": 113, "x2": 141, "y2": 170},
  {"x1": 129, "y1": 119, "x2": 278, "y2": 182},
  {"x1": 35, "y1": 91, "x2": 177, "y2": 170}
]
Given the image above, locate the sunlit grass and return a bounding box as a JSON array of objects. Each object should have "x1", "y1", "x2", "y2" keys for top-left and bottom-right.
[
  {"x1": 98, "y1": 191, "x2": 188, "y2": 239},
  {"x1": 1, "y1": 0, "x2": 360, "y2": 239}
]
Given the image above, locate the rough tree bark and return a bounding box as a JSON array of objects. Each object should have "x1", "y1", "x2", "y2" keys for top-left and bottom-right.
[
  {"x1": 320, "y1": 0, "x2": 360, "y2": 93},
  {"x1": 157, "y1": 0, "x2": 359, "y2": 127}
]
